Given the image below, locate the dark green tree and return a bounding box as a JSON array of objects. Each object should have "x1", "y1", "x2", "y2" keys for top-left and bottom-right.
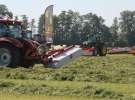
[
  {"x1": 53, "y1": 15, "x2": 60, "y2": 44},
  {"x1": 120, "y1": 10, "x2": 135, "y2": 46},
  {"x1": 82, "y1": 13, "x2": 111, "y2": 44},
  {"x1": 0, "y1": 4, "x2": 13, "y2": 18},
  {"x1": 110, "y1": 17, "x2": 119, "y2": 46},
  {"x1": 53, "y1": 10, "x2": 82, "y2": 45},
  {"x1": 66, "y1": 10, "x2": 81, "y2": 44},
  {"x1": 21, "y1": 15, "x2": 29, "y2": 30},
  {"x1": 30, "y1": 19, "x2": 36, "y2": 32},
  {"x1": 38, "y1": 14, "x2": 44, "y2": 34}
]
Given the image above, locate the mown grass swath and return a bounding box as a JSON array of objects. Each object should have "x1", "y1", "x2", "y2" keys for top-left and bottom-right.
[{"x1": 0, "y1": 54, "x2": 135, "y2": 100}]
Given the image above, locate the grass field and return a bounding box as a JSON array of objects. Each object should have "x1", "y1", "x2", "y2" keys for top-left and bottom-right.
[{"x1": 0, "y1": 54, "x2": 135, "y2": 100}]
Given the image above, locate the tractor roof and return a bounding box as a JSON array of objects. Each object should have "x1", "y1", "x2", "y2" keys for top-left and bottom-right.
[{"x1": 0, "y1": 19, "x2": 22, "y2": 25}]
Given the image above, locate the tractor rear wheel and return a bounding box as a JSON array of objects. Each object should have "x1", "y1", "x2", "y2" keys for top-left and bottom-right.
[
  {"x1": 0, "y1": 44, "x2": 21, "y2": 67},
  {"x1": 99, "y1": 46, "x2": 107, "y2": 56}
]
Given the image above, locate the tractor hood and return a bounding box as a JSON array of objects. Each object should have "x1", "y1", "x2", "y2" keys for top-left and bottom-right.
[
  {"x1": 0, "y1": 37, "x2": 23, "y2": 48},
  {"x1": 20, "y1": 39, "x2": 40, "y2": 49}
]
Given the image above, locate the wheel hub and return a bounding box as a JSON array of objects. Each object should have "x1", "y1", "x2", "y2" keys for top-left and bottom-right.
[{"x1": 0, "y1": 48, "x2": 11, "y2": 67}]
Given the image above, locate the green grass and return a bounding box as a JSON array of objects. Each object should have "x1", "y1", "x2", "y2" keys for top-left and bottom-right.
[
  {"x1": 1, "y1": 79, "x2": 135, "y2": 95},
  {"x1": 0, "y1": 54, "x2": 135, "y2": 83},
  {"x1": 0, "y1": 54, "x2": 135, "y2": 100},
  {"x1": 0, "y1": 93, "x2": 91, "y2": 100},
  {"x1": 0, "y1": 79, "x2": 132, "y2": 100}
]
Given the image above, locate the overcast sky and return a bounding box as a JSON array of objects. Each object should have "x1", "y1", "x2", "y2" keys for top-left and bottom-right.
[{"x1": 0, "y1": 0, "x2": 135, "y2": 26}]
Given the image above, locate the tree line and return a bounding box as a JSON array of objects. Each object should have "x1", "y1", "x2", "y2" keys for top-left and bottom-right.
[
  {"x1": 38, "y1": 10, "x2": 135, "y2": 47},
  {"x1": 0, "y1": 4, "x2": 135, "y2": 47}
]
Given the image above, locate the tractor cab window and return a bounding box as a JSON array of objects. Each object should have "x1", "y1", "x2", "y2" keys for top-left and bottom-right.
[
  {"x1": 22, "y1": 31, "x2": 32, "y2": 39},
  {"x1": 0, "y1": 23, "x2": 8, "y2": 36},
  {"x1": 26, "y1": 32, "x2": 32, "y2": 39},
  {"x1": 9, "y1": 24, "x2": 22, "y2": 38}
]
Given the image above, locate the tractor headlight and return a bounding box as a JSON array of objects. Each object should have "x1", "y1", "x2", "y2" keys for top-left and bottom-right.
[{"x1": 37, "y1": 44, "x2": 46, "y2": 55}]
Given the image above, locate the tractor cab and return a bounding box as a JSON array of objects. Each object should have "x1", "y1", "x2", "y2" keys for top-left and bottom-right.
[{"x1": 0, "y1": 19, "x2": 22, "y2": 38}]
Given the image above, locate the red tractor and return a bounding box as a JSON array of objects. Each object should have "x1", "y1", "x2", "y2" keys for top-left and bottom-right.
[{"x1": 0, "y1": 19, "x2": 51, "y2": 67}]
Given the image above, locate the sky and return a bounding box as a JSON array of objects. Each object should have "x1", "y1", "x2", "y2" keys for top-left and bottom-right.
[{"x1": 0, "y1": 0, "x2": 135, "y2": 26}]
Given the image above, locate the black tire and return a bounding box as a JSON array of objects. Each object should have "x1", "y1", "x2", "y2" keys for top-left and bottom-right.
[
  {"x1": 0, "y1": 44, "x2": 21, "y2": 67},
  {"x1": 99, "y1": 46, "x2": 107, "y2": 56}
]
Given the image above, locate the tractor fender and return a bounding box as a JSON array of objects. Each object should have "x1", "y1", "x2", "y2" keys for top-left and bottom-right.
[{"x1": 0, "y1": 37, "x2": 23, "y2": 48}]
